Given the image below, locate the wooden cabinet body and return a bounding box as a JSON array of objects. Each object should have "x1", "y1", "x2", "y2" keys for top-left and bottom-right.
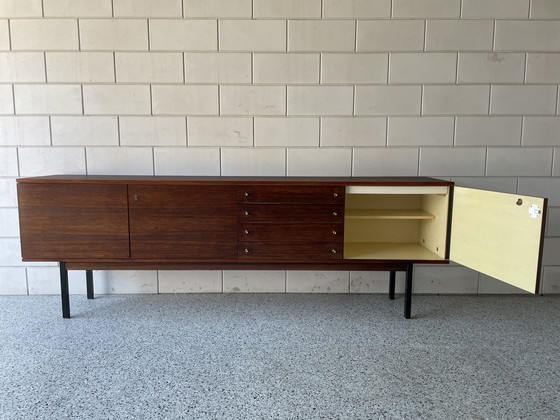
[{"x1": 16, "y1": 175, "x2": 547, "y2": 318}]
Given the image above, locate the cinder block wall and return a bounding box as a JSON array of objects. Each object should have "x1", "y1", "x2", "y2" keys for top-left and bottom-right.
[{"x1": 0, "y1": 0, "x2": 559, "y2": 295}]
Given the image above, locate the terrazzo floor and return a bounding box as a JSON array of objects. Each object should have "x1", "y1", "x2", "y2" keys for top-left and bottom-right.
[{"x1": 1, "y1": 293, "x2": 559, "y2": 419}]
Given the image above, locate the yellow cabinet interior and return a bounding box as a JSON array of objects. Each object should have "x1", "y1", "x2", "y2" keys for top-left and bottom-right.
[{"x1": 344, "y1": 186, "x2": 450, "y2": 261}]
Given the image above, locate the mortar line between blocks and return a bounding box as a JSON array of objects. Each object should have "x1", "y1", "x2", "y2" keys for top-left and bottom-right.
[
  {"x1": 84, "y1": 147, "x2": 89, "y2": 175},
  {"x1": 152, "y1": 146, "x2": 156, "y2": 175},
  {"x1": 523, "y1": 53, "x2": 528, "y2": 84},
  {"x1": 252, "y1": 117, "x2": 255, "y2": 147},
  {"x1": 117, "y1": 116, "x2": 121, "y2": 146},
  {"x1": 486, "y1": 84, "x2": 492, "y2": 116},
  {"x1": 113, "y1": 52, "x2": 117, "y2": 83},
  {"x1": 185, "y1": 116, "x2": 188, "y2": 146},
  {"x1": 76, "y1": 19, "x2": 81, "y2": 51},
  {"x1": 11, "y1": 84, "x2": 16, "y2": 115},
  {"x1": 7, "y1": 19, "x2": 12, "y2": 51},
  {"x1": 492, "y1": 20, "x2": 496, "y2": 52},
  {"x1": 182, "y1": 52, "x2": 186, "y2": 84},
  {"x1": 149, "y1": 84, "x2": 153, "y2": 116},
  {"x1": 25, "y1": 267, "x2": 30, "y2": 295},
  {"x1": 216, "y1": 19, "x2": 220, "y2": 51},
  {"x1": 520, "y1": 116, "x2": 525, "y2": 146},
  {"x1": 455, "y1": 52, "x2": 459, "y2": 84},
  {"x1": 354, "y1": 20, "x2": 358, "y2": 52},
  {"x1": 43, "y1": 52, "x2": 48, "y2": 83},
  {"x1": 452, "y1": 116, "x2": 457, "y2": 146},
  {"x1": 556, "y1": 85, "x2": 560, "y2": 115},
  {"x1": 15, "y1": 146, "x2": 21, "y2": 178},
  {"x1": 48, "y1": 116, "x2": 53, "y2": 146},
  {"x1": 423, "y1": 20, "x2": 427, "y2": 52},
  {"x1": 146, "y1": 19, "x2": 151, "y2": 51},
  {"x1": 81, "y1": 84, "x2": 85, "y2": 115}
]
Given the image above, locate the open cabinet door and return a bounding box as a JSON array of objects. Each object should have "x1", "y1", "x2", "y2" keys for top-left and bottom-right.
[{"x1": 450, "y1": 187, "x2": 547, "y2": 294}]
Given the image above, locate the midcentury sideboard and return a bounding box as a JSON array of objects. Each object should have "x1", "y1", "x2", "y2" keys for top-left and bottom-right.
[{"x1": 16, "y1": 175, "x2": 547, "y2": 319}]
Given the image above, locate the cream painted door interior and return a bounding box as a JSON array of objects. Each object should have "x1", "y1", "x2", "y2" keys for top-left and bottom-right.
[{"x1": 450, "y1": 187, "x2": 547, "y2": 294}]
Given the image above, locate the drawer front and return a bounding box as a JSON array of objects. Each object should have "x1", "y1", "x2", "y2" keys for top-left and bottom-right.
[
  {"x1": 237, "y1": 186, "x2": 344, "y2": 204},
  {"x1": 238, "y1": 204, "x2": 344, "y2": 223},
  {"x1": 238, "y1": 223, "x2": 343, "y2": 242},
  {"x1": 238, "y1": 242, "x2": 342, "y2": 260}
]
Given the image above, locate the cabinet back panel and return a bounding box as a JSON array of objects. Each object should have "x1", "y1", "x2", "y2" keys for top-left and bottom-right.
[
  {"x1": 346, "y1": 194, "x2": 421, "y2": 210},
  {"x1": 344, "y1": 219, "x2": 420, "y2": 243}
]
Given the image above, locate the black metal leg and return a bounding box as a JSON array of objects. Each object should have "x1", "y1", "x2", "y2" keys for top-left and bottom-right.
[
  {"x1": 389, "y1": 271, "x2": 396, "y2": 300},
  {"x1": 59, "y1": 262, "x2": 70, "y2": 319},
  {"x1": 86, "y1": 270, "x2": 94, "y2": 299},
  {"x1": 404, "y1": 264, "x2": 413, "y2": 319}
]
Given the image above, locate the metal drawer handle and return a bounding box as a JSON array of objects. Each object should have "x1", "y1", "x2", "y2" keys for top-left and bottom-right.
[
  {"x1": 244, "y1": 211, "x2": 249, "y2": 216},
  {"x1": 332, "y1": 212, "x2": 338, "y2": 216},
  {"x1": 244, "y1": 230, "x2": 249, "y2": 235},
  {"x1": 333, "y1": 193, "x2": 338, "y2": 197},
  {"x1": 244, "y1": 192, "x2": 249, "y2": 197},
  {"x1": 332, "y1": 231, "x2": 337, "y2": 235},
  {"x1": 244, "y1": 248, "x2": 249, "y2": 253},
  {"x1": 331, "y1": 249, "x2": 337, "y2": 254}
]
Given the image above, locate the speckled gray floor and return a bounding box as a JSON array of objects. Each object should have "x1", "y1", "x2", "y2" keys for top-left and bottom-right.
[{"x1": 1, "y1": 294, "x2": 559, "y2": 420}]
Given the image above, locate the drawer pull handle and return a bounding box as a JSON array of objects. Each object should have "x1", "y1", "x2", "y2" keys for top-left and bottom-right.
[
  {"x1": 332, "y1": 231, "x2": 337, "y2": 235},
  {"x1": 333, "y1": 212, "x2": 338, "y2": 216},
  {"x1": 331, "y1": 249, "x2": 337, "y2": 254},
  {"x1": 244, "y1": 192, "x2": 249, "y2": 197},
  {"x1": 333, "y1": 193, "x2": 338, "y2": 197},
  {"x1": 244, "y1": 230, "x2": 249, "y2": 235},
  {"x1": 244, "y1": 248, "x2": 249, "y2": 253},
  {"x1": 244, "y1": 211, "x2": 249, "y2": 216}
]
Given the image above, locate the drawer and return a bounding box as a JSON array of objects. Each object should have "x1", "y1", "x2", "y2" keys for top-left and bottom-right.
[
  {"x1": 238, "y1": 242, "x2": 342, "y2": 260},
  {"x1": 237, "y1": 186, "x2": 344, "y2": 204},
  {"x1": 238, "y1": 223, "x2": 343, "y2": 242},
  {"x1": 238, "y1": 204, "x2": 344, "y2": 223}
]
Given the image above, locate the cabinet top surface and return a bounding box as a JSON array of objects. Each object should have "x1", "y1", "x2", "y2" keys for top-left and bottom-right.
[{"x1": 17, "y1": 175, "x2": 454, "y2": 186}]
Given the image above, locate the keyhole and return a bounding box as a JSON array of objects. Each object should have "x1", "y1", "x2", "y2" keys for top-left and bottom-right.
[{"x1": 516, "y1": 199, "x2": 523, "y2": 206}]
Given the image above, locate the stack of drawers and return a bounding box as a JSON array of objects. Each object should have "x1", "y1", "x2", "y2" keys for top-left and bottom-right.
[{"x1": 236, "y1": 185, "x2": 345, "y2": 260}]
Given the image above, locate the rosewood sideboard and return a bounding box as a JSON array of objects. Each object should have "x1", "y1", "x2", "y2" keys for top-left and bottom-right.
[{"x1": 16, "y1": 175, "x2": 547, "y2": 319}]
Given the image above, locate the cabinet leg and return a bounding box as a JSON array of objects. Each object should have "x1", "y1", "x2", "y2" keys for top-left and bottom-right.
[
  {"x1": 59, "y1": 262, "x2": 70, "y2": 319},
  {"x1": 86, "y1": 270, "x2": 94, "y2": 300},
  {"x1": 389, "y1": 271, "x2": 396, "y2": 300},
  {"x1": 404, "y1": 264, "x2": 413, "y2": 319}
]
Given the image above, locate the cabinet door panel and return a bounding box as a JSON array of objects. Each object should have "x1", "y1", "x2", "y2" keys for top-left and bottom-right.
[
  {"x1": 17, "y1": 183, "x2": 129, "y2": 260},
  {"x1": 238, "y1": 186, "x2": 344, "y2": 204},
  {"x1": 239, "y1": 204, "x2": 344, "y2": 223},
  {"x1": 238, "y1": 242, "x2": 342, "y2": 260},
  {"x1": 451, "y1": 187, "x2": 547, "y2": 294},
  {"x1": 238, "y1": 223, "x2": 343, "y2": 242},
  {"x1": 129, "y1": 185, "x2": 236, "y2": 259}
]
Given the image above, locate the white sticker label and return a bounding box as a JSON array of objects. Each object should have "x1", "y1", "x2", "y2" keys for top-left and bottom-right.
[{"x1": 528, "y1": 204, "x2": 541, "y2": 219}]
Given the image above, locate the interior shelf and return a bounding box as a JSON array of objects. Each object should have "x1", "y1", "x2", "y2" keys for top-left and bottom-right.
[
  {"x1": 344, "y1": 242, "x2": 445, "y2": 261},
  {"x1": 345, "y1": 209, "x2": 435, "y2": 220}
]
